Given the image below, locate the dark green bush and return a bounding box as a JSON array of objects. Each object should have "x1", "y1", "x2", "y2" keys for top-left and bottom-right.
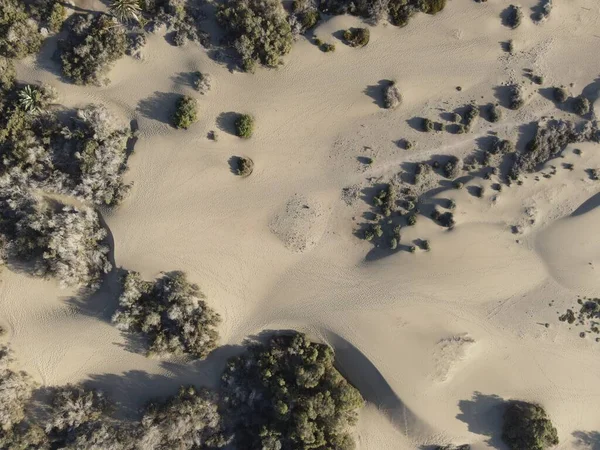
[
  {"x1": 217, "y1": 0, "x2": 292, "y2": 71},
  {"x1": 343, "y1": 27, "x2": 370, "y2": 47},
  {"x1": 419, "y1": 0, "x2": 447, "y2": 14},
  {"x1": 60, "y1": 14, "x2": 126, "y2": 85},
  {"x1": 0, "y1": 0, "x2": 44, "y2": 59},
  {"x1": 505, "y1": 5, "x2": 523, "y2": 29},
  {"x1": 502, "y1": 402, "x2": 558, "y2": 450},
  {"x1": 173, "y1": 95, "x2": 198, "y2": 129},
  {"x1": 320, "y1": 42, "x2": 336, "y2": 52},
  {"x1": 423, "y1": 118, "x2": 434, "y2": 132},
  {"x1": 221, "y1": 332, "x2": 364, "y2": 450},
  {"x1": 553, "y1": 87, "x2": 568, "y2": 103},
  {"x1": 235, "y1": 114, "x2": 254, "y2": 138}
]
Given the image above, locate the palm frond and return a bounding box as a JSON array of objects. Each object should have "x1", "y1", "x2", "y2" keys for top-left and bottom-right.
[{"x1": 110, "y1": 0, "x2": 141, "y2": 23}]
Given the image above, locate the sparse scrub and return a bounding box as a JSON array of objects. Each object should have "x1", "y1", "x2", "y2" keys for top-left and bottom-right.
[
  {"x1": 59, "y1": 14, "x2": 126, "y2": 85},
  {"x1": 443, "y1": 156, "x2": 461, "y2": 179},
  {"x1": 0, "y1": 346, "x2": 35, "y2": 434},
  {"x1": 217, "y1": 0, "x2": 292, "y2": 71},
  {"x1": 320, "y1": 42, "x2": 336, "y2": 52},
  {"x1": 490, "y1": 138, "x2": 515, "y2": 155},
  {"x1": 235, "y1": 114, "x2": 254, "y2": 138},
  {"x1": 173, "y1": 95, "x2": 198, "y2": 129},
  {"x1": 532, "y1": 0, "x2": 552, "y2": 23},
  {"x1": 112, "y1": 271, "x2": 221, "y2": 358},
  {"x1": 384, "y1": 82, "x2": 402, "y2": 109},
  {"x1": 505, "y1": 5, "x2": 523, "y2": 29},
  {"x1": 221, "y1": 332, "x2": 364, "y2": 450},
  {"x1": 502, "y1": 401, "x2": 558, "y2": 450},
  {"x1": 573, "y1": 95, "x2": 590, "y2": 116},
  {"x1": 343, "y1": 27, "x2": 370, "y2": 47},
  {"x1": 463, "y1": 104, "x2": 479, "y2": 130},
  {"x1": 138, "y1": 386, "x2": 227, "y2": 448}
]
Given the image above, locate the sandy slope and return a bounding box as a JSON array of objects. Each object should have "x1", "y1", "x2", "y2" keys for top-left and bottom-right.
[{"x1": 2, "y1": 0, "x2": 600, "y2": 448}]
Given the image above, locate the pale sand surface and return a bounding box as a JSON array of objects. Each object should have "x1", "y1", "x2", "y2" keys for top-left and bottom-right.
[{"x1": 3, "y1": 0, "x2": 600, "y2": 448}]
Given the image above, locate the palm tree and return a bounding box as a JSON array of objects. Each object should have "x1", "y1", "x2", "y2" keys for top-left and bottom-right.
[
  {"x1": 109, "y1": 0, "x2": 142, "y2": 23},
  {"x1": 18, "y1": 85, "x2": 43, "y2": 113}
]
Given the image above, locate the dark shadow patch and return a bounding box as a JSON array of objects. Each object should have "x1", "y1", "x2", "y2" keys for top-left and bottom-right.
[
  {"x1": 571, "y1": 192, "x2": 600, "y2": 217},
  {"x1": 493, "y1": 85, "x2": 514, "y2": 109},
  {"x1": 516, "y1": 121, "x2": 538, "y2": 152},
  {"x1": 137, "y1": 91, "x2": 180, "y2": 125},
  {"x1": 407, "y1": 116, "x2": 428, "y2": 132},
  {"x1": 456, "y1": 391, "x2": 507, "y2": 449},
  {"x1": 572, "y1": 430, "x2": 600, "y2": 450},
  {"x1": 216, "y1": 111, "x2": 240, "y2": 135},
  {"x1": 171, "y1": 71, "x2": 196, "y2": 89}
]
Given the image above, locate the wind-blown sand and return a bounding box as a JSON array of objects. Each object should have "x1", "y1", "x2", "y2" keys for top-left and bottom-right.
[{"x1": 2, "y1": 0, "x2": 600, "y2": 448}]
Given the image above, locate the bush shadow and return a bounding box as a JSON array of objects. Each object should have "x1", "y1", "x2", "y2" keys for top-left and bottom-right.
[
  {"x1": 216, "y1": 111, "x2": 239, "y2": 135},
  {"x1": 573, "y1": 430, "x2": 600, "y2": 450},
  {"x1": 137, "y1": 91, "x2": 179, "y2": 125},
  {"x1": 364, "y1": 80, "x2": 392, "y2": 109},
  {"x1": 456, "y1": 391, "x2": 508, "y2": 449}
]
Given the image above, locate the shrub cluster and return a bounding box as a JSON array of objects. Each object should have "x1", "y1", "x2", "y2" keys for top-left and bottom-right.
[
  {"x1": 373, "y1": 183, "x2": 397, "y2": 217},
  {"x1": 511, "y1": 119, "x2": 597, "y2": 178},
  {"x1": 193, "y1": 71, "x2": 212, "y2": 94},
  {"x1": 291, "y1": 0, "x2": 321, "y2": 34},
  {"x1": 0, "y1": 0, "x2": 44, "y2": 59},
  {"x1": 502, "y1": 402, "x2": 558, "y2": 450},
  {"x1": 59, "y1": 14, "x2": 126, "y2": 85},
  {"x1": 142, "y1": 0, "x2": 209, "y2": 47},
  {"x1": 112, "y1": 271, "x2": 221, "y2": 358},
  {"x1": 221, "y1": 332, "x2": 365, "y2": 450},
  {"x1": 343, "y1": 27, "x2": 370, "y2": 47},
  {"x1": 0, "y1": 186, "x2": 112, "y2": 288},
  {"x1": 217, "y1": 0, "x2": 293, "y2": 72},
  {"x1": 384, "y1": 82, "x2": 402, "y2": 109},
  {"x1": 173, "y1": 95, "x2": 198, "y2": 129},
  {"x1": 235, "y1": 114, "x2": 254, "y2": 138}
]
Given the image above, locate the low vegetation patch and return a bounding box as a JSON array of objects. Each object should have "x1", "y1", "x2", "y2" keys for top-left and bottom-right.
[
  {"x1": 173, "y1": 95, "x2": 198, "y2": 129},
  {"x1": 235, "y1": 114, "x2": 254, "y2": 138},
  {"x1": 221, "y1": 332, "x2": 364, "y2": 450},
  {"x1": 234, "y1": 156, "x2": 254, "y2": 177},
  {"x1": 112, "y1": 271, "x2": 221, "y2": 358},
  {"x1": 508, "y1": 84, "x2": 525, "y2": 110},
  {"x1": 217, "y1": 0, "x2": 292, "y2": 72},
  {"x1": 59, "y1": 14, "x2": 126, "y2": 85},
  {"x1": 504, "y1": 5, "x2": 523, "y2": 29},
  {"x1": 384, "y1": 82, "x2": 402, "y2": 109},
  {"x1": 0, "y1": 0, "x2": 44, "y2": 59}
]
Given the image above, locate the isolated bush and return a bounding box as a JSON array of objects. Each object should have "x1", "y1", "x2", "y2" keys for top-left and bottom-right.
[
  {"x1": 508, "y1": 84, "x2": 525, "y2": 110},
  {"x1": 573, "y1": 95, "x2": 590, "y2": 116},
  {"x1": 489, "y1": 104, "x2": 502, "y2": 122},
  {"x1": 221, "y1": 332, "x2": 364, "y2": 450},
  {"x1": 320, "y1": 42, "x2": 336, "y2": 52},
  {"x1": 193, "y1": 71, "x2": 212, "y2": 94},
  {"x1": 173, "y1": 96, "x2": 198, "y2": 129},
  {"x1": 138, "y1": 386, "x2": 227, "y2": 449},
  {"x1": 553, "y1": 87, "x2": 568, "y2": 103},
  {"x1": 217, "y1": 0, "x2": 292, "y2": 71},
  {"x1": 343, "y1": 27, "x2": 370, "y2": 47},
  {"x1": 112, "y1": 271, "x2": 221, "y2": 358},
  {"x1": 60, "y1": 14, "x2": 126, "y2": 85},
  {"x1": 505, "y1": 5, "x2": 523, "y2": 29},
  {"x1": 384, "y1": 82, "x2": 402, "y2": 109},
  {"x1": 532, "y1": 0, "x2": 552, "y2": 23},
  {"x1": 235, "y1": 156, "x2": 254, "y2": 177},
  {"x1": 0, "y1": 0, "x2": 44, "y2": 59},
  {"x1": 419, "y1": 0, "x2": 446, "y2": 14},
  {"x1": 502, "y1": 402, "x2": 558, "y2": 450},
  {"x1": 235, "y1": 114, "x2": 254, "y2": 138}
]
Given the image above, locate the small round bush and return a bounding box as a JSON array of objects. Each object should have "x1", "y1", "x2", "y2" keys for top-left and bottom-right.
[
  {"x1": 502, "y1": 402, "x2": 558, "y2": 450},
  {"x1": 553, "y1": 87, "x2": 568, "y2": 103},
  {"x1": 343, "y1": 27, "x2": 370, "y2": 47},
  {"x1": 320, "y1": 42, "x2": 336, "y2": 52},
  {"x1": 489, "y1": 104, "x2": 502, "y2": 122},
  {"x1": 573, "y1": 95, "x2": 590, "y2": 116},
  {"x1": 505, "y1": 5, "x2": 523, "y2": 29},
  {"x1": 235, "y1": 114, "x2": 254, "y2": 138},
  {"x1": 423, "y1": 118, "x2": 434, "y2": 132},
  {"x1": 384, "y1": 82, "x2": 402, "y2": 109},
  {"x1": 173, "y1": 96, "x2": 198, "y2": 129},
  {"x1": 235, "y1": 156, "x2": 254, "y2": 177}
]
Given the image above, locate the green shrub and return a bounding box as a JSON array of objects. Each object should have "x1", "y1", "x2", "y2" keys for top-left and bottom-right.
[
  {"x1": 423, "y1": 118, "x2": 434, "y2": 132},
  {"x1": 502, "y1": 402, "x2": 558, "y2": 450},
  {"x1": 343, "y1": 27, "x2": 370, "y2": 47},
  {"x1": 235, "y1": 114, "x2": 254, "y2": 138},
  {"x1": 419, "y1": 0, "x2": 447, "y2": 14},
  {"x1": 0, "y1": 0, "x2": 44, "y2": 59},
  {"x1": 59, "y1": 14, "x2": 126, "y2": 85},
  {"x1": 173, "y1": 95, "x2": 198, "y2": 129},
  {"x1": 0, "y1": 56, "x2": 15, "y2": 91},
  {"x1": 300, "y1": 10, "x2": 320, "y2": 29},
  {"x1": 217, "y1": 0, "x2": 292, "y2": 71},
  {"x1": 221, "y1": 332, "x2": 364, "y2": 450},
  {"x1": 320, "y1": 42, "x2": 336, "y2": 52},
  {"x1": 112, "y1": 271, "x2": 221, "y2": 358}
]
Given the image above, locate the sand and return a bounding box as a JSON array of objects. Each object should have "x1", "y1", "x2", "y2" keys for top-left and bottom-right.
[{"x1": 2, "y1": 0, "x2": 600, "y2": 448}]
